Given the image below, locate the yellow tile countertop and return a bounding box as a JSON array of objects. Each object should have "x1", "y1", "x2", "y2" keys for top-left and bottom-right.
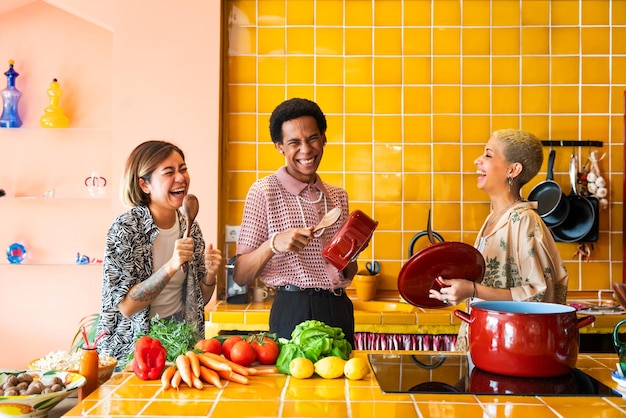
[
  {"x1": 205, "y1": 298, "x2": 626, "y2": 338},
  {"x1": 60, "y1": 351, "x2": 626, "y2": 417}
]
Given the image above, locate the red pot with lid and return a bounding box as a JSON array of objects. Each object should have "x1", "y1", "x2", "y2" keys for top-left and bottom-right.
[
  {"x1": 454, "y1": 301, "x2": 595, "y2": 377},
  {"x1": 322, "y1": 210, "x2": 378, "y2": 271}
]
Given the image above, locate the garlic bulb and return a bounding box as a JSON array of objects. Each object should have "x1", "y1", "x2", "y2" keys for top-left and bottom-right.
[
  {"x1": 600, "y1": 198, "x2": 608, "y2": 209},
  {"x1": 596, "y1": 187, "x2": 607, "y2": 198},
  {"x1": 587, "y1": 183, "x2": 598, "y2": 194},
  {"x1": 595, "y1": 176, "x2": 606, "y2": 188},
  {"x1": 586, "y1": 172, "x2": 597, "y2": 183}
]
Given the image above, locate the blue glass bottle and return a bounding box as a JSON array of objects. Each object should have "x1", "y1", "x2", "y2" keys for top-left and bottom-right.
[{"x1": 0, "y1": 60, "x2": 23, "y2": 128}]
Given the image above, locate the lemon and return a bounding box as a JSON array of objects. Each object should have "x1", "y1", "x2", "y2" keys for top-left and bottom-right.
[
  {"x1": 289, "y1": 357, "x2": 315, "y2": 379},
  {"x1": 344, "y1": 357, "x2": 370, "y2": 380},
  {"x1": 314, "y1": 356, "x2": 346, "y2": 379}
]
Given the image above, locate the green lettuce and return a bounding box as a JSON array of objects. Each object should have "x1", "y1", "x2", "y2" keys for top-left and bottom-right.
[{"x1": 276, "y1": 320, "x2": 352, "y2": 375}]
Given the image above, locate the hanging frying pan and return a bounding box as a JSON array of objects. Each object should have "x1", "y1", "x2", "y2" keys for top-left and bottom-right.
[
  {"x1": 528, "y1": 149, "x2": 569, "y2": 227},
  {"x1": 551, "y1": 154, "x2": 596, "y2": 243}
]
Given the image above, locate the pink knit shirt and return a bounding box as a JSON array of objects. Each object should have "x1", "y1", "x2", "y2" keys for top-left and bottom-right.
[{"x1": 237, "y1": 167, "x2": 350, "y2": 290}]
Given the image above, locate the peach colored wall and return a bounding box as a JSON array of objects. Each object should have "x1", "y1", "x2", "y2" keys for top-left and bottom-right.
[{"x1": 0, "y1": 0, "x2": 221, "y2": 368}]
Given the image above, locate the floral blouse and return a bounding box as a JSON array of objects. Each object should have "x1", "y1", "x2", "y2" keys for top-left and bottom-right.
[{"x1": 456, "y1": 201, "x2": 569, "y2": 351}]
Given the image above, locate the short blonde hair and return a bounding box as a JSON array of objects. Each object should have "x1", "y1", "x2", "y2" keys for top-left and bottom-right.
[
  {"x1": 122, "y1": 140, "x2": 185, "y2": 207},
  {"x1": 494, "y1": 128, "x2": 543, "y2": 187}
]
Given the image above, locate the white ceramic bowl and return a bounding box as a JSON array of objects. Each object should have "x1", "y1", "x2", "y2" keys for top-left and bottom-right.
[
  {"x1": 611, "y1": 370, "x2": 626, "y2": 389},
  {"x1": 0, "y1": 369, "x2": 85, "y2": 418},
  {"x1": 29, "y1": 354, "x2": 117, "y2": 386}
]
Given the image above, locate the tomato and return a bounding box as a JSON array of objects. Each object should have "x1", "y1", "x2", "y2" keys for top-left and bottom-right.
[
  {"x1": 195, "y1": 338, "x2": 222, "y2": 355},
  {"x1": 221, "y1": 336, "x2": 243, "y2": 360},
  {"x1": 229, "y1": 340, "x2": 256, "y2": 366},
  {"x1": 248, "y1": 336, "x2": 279, "y2": 365}
]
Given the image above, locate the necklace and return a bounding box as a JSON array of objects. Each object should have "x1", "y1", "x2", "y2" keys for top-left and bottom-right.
[
  {"x1": 296, "y1": 189, "x2": 328, "y2": 238},
  {"x1": 485, "y1": 198, "x2": 521, "y2": 230},
  {"x1": 297, "y1": 184, "x2": 324, "y2": 204}
]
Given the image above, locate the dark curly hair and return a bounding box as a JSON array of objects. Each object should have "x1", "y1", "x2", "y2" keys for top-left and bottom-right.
[{"x1": 269, "y1": 98, "x2": 327, "y2": 144}]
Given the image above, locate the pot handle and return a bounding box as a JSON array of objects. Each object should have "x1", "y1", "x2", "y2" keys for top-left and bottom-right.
[
  {"x1": 453, "y1": 309, "x2": 471, "y2": 324},
  {"x1": 408, "y1": 231, "x2": 445, "y2": 256},
  {"x1": 339, "y1": 238, "x2": 359, "y2": 261},
  {"x1": 576, "y1": 315, "x2": 595, "y2": 329},
  {"x1": 613, "y1": 318, "x2": 626, "y2": 351}
]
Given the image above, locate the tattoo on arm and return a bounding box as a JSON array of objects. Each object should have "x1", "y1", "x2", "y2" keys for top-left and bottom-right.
[{"x1": 129, "y1": 266, "x2": 169, "y2": 302}]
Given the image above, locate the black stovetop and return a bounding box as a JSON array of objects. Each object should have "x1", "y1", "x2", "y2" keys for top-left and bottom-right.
[{"x1": 368, "y1": 353, "x2": 619, "y2": 396}]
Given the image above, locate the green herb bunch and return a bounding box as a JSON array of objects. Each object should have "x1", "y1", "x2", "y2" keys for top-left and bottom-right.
[{"x1": 127, "y1": 315, "x2": 200, "y2": 365}]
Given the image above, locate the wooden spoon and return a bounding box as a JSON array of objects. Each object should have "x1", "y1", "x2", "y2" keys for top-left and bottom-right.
[
  {"x1": 181, "y1": 194, "x2": 199, "y2": 238},
  {"x1": 181, "y1": 194, "x2": 199, "y2": 272},
  {"x1": 312, "y1": 207, "x2": 341, "y2": 233}
]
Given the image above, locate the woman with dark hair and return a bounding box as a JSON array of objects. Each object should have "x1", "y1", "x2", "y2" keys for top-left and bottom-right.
[
  {"x1": 234, "y1": 98, "x2": 359, "y2": 347},
  {"x1": 429, "y1": 129, "x2": 568, "y2": 350},
  {"x1": 96, "y1": 140, "x2": 222, "y2": 362}
]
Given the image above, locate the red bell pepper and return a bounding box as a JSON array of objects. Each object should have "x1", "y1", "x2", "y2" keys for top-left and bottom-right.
[{"x1": 133, "y1": 336, "x2": 167, "y2": 380}]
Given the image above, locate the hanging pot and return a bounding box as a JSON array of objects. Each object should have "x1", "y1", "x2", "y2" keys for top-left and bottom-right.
[
  {"x1": 454, "y1": 301, "x2": 595, "y2": 377},
  {"x1": 527, "y1": 149, "x2": 569, "y2": 227},
  {"x1": 551, "y1": 154, "x2": 597, "y2": 243},
  {"x1": 407, "y1": 209, "x2": 444, "y2": 257}
]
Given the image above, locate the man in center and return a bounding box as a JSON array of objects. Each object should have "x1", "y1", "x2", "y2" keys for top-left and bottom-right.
[{"x1": 233, "y1": 98, "x2": 359, "y2": 347}]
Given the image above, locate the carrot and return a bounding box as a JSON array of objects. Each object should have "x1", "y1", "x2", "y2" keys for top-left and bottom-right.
[
  {"x1": 161, "y1": 366, "x2": 176, "y2": 390},
  {"x1": 202, "y1": 352, "x2": 250, "y2": 376},
  {"x1": 185, "y1": 350, "x2": 201, "y2": 378},
  {"x1": 171, "y1": 369, "x2": 182, "y2": 390},
  {"x1": 176, "y1": 354, "x2": 194, "y2": 387},
  {"x1": 199, "y1": 365, "x2": 223, "y2": 389},
  {"x1": 248, "y1": 365, "x2": 279, "y2": 375},
  {"x1": 197, "y1": 353, "x2": 232, "y2": 372},
  {"x1": 216, "y1": 369, "x2": 249, "y2": 385},
  {"x1": 192, "y1": 376, "x2": 204, "y2": 390}
]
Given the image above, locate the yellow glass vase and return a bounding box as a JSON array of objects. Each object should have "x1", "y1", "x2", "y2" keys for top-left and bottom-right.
[{"x1": 40, "y1": 78, "x2": 69, "y2": 128}]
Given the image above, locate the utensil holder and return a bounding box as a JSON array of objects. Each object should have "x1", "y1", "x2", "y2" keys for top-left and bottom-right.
[{"x1": 353, "y1": 272, "x2": 379, "y2": 301}]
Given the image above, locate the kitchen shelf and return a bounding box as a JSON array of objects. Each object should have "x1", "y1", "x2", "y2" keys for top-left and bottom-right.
[
  {"x1": 0, "y1": 262, "x2": 103, "y2": 267},
  {"x1": 541, "y1": 140, "x2": 604, "y2": 147},
  {"x1": 1, "y1": 196, "x2": 110, "y2": 201}
]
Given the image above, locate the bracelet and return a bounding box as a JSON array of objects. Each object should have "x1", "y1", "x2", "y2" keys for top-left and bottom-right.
[
  {"x1": 472, "y1": 281, "x2": 477, "y2": 299},
  {"x1": 201, "y1": 276, "x2": 217, "y2": 286},
  {"x1": 269, "y1": 232, "x2": 280, "y2": 255}
]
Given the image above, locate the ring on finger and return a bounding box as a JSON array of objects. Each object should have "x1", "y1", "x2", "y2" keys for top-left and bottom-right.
[{"x1": 444, "y1": 299, "x2": 449, "y2": 304}]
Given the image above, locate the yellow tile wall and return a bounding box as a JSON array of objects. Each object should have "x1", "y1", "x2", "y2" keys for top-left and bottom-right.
[{"x1": 222, "y1": 0, "x2": 626, "y2": 295}]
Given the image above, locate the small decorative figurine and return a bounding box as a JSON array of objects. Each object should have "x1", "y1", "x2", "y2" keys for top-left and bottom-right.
[
  {"x1": 40, "y1": 78, "x2": 70, "y2": 128},
  {"x1": 6, "y1": 242, "x2": 26, "y2": 264},
  {"x1": 0, "y1": 60, "x2": 23, "y2": 128}
]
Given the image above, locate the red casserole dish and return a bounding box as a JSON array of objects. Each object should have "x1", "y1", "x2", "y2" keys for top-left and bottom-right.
[{"x1": 322, "y1": 210, "x2": 378, "y2": 270}]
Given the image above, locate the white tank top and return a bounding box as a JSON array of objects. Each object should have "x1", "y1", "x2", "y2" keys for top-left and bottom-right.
[{"x1": 149, "y1": 222, "x2": 185, "y2": 319}]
